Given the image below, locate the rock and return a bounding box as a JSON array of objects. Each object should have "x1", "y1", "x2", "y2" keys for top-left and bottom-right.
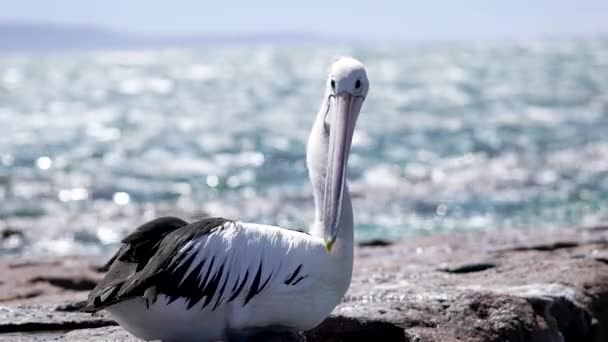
[
  {"x1": 437, "y1": 262, "x2": 496, "y2": 273},
  {"x1": 1, "y1": 225, "x2": 608, "y2": 341},
  {"x1": 0, "y1": 228, "x2": 26, "y2": 252},
  {"x1": 307, "y1": 315, "x2": 407, "y2": 342},
  {"x1": 55, "y1": 326, "x2": 139, "y2": 341},
  {"x1": 0, "y1": 304, "x2": 115, "y2": 333},
  {"x1": 0, "y1": 256, "x2": 103, "y2": 305},
  {"x1": 30, "y1": 276, "x2": 97, "y2": 291},
  {"x1": 321, "y1": 226, "x2": 608, "y2": 341},
  {"x1": 358, "y1": 239, "x2": 393, "y2": 247}
]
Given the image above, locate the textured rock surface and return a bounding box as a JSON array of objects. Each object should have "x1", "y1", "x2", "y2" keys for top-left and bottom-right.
[{"x1": 2, "y1": 225, "x2": 608, "y2": 341}]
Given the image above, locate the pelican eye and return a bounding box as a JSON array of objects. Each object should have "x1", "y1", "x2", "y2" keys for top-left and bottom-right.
[
  {"x1": 330, "y1": 79, "x2": 336, "y2": 92},
  {"x1": 355, "y1": 79, "x2": 361, "y2": 89}
]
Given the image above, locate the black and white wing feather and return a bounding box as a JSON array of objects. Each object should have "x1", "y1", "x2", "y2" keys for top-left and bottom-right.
[
  {"x1": 86, "y1": 217, "x2": 315, "y2": 313},
  {"x1": 85, "y1": 216, "x2": 231, "y2": 312}
]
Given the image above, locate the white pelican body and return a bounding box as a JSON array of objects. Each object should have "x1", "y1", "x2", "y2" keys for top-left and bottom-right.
[
  {"x1": 86, "y1": 57, "x2": 369, "y2": 342},
  {"x1": 106, "y1": 220, "x2": 353, "y2": 341}
]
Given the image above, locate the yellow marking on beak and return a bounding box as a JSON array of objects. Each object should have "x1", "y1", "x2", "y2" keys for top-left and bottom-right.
[{"x1": 326, "y1": 240, "x2": 334, "y2": 253}]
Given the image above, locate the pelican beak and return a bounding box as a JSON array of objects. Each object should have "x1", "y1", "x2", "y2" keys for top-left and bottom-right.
[{"x1": 323, "y1": 93, "x2": 363, "y2": 252}]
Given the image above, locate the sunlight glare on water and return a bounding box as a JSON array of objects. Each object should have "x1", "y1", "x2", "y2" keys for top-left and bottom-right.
[{"x1": 1, "y1": 39, "x2": 608, "y2": 256}]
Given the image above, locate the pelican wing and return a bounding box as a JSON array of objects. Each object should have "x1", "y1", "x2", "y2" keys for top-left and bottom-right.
[
  {"x1": 86, "y1": 217, "x2": 315, "y2": 313},
  {"x1": 85, "y1": 217, "x2": 230, "y2": 312},
  {"x1": 99, "y1": 216, "x2": 189, "y2": 272}
]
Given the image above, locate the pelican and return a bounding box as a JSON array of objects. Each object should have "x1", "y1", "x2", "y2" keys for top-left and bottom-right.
[{"x1": 86, "y1": 57, "x2": 369, "y2": 342}]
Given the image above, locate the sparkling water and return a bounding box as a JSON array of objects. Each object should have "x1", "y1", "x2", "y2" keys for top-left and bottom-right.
[{"x1": 1, "y1": 39, "x2": 608, "y2": 256}]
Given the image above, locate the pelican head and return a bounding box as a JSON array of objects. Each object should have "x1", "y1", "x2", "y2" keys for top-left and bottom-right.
[{"x1": 313, "y1": 57, "x2": 368, "y2": 252}]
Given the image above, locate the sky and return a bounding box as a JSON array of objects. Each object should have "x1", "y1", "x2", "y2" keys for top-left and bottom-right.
[{"x1": 2, "y1": 0, "x2": 608, "y2": 41}]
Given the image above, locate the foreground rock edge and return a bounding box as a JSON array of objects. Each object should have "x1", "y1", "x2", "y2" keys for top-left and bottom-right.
[{"x1": 1, "y1": 225, "x2": 607, "y2": 341}]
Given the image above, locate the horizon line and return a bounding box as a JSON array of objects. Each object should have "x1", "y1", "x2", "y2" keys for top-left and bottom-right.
[{"x1": 0, "y1": 20, "x2": 606, "y2": 53}]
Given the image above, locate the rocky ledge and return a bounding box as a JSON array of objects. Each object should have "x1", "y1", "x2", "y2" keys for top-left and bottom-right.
[{"x1": 2, "y1": 225, "x2": 608, "y2": 342}]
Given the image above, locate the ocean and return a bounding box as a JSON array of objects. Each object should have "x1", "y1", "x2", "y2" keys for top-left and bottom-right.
[{"x1": 1, "y1": 38, "x2": 608, "y2": 256}]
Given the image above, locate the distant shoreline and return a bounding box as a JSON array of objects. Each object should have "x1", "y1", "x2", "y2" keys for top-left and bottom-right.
[
  {"x1": 1, "y1": 22, "x2": 606, "y2": 53},
  {"x1": 0, "y1": 22, "x2": 332, "y2": 52}
]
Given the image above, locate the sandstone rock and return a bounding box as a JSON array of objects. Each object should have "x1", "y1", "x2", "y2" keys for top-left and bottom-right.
[
  {"x1": 0, "y1": 304, "x2": 115, "y2": 333},
  {"x1": 55, "y1": 326, "x2": 138, "y2": 341},
  {"x1": 1, "y1": 225, "x2": 608, "y2": 341},
  {"x1": 0, "y1": 256, "x2": 103, "y2": 305}
]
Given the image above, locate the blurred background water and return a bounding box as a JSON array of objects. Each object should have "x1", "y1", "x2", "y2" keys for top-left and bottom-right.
[{"x1": 1, "y1": 38, "x2": 608, "y2": 256}]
